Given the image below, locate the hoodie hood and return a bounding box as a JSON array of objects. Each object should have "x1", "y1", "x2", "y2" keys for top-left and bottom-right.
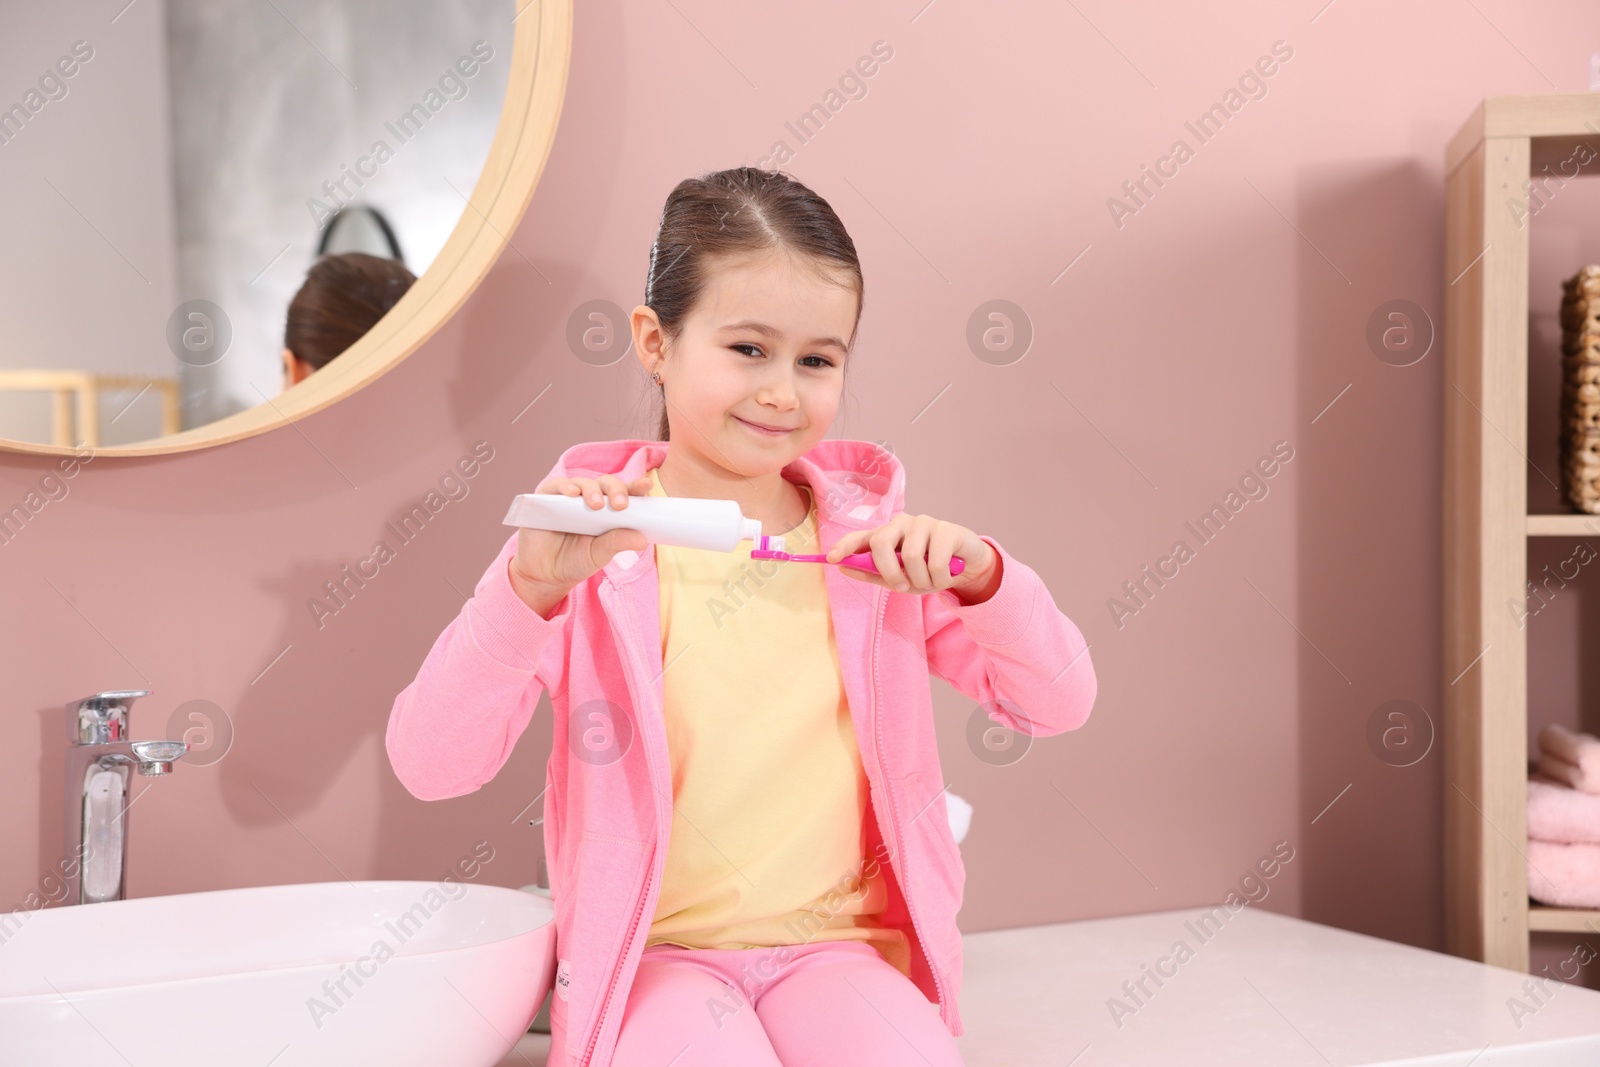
[{"x1": 543, "y1": 437, "x2": 906, "y2": 536}]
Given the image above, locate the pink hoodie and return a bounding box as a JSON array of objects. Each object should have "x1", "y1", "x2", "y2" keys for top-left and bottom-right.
[{"x1": 386, "y1": 438, "x2": 1097, "y2": 1067}]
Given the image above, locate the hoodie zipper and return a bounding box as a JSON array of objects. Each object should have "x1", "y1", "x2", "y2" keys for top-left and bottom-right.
[
  {"x1": 579, "y1": 587, "x2": 659, "y2": 1067},
  {"x1": 580, "y1": 847, "x2": 653, "y2": 1067},
  {"x1": 870, "y1": 584, "x2": 949, "y2": 1024}
]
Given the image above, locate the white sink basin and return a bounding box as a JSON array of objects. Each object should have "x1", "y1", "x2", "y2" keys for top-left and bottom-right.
[{"x1": 0, "y1": 880, "x2": 555, "y2": 1066}]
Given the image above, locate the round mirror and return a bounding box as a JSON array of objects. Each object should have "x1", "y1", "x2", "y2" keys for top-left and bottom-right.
[{"x1": 0, "y1": 0, "x2": 569, "y2": 457}]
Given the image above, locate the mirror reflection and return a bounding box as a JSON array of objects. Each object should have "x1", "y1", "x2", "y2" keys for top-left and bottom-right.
[{"x1": 0, "y1": 1, "x2": 512, "y2": 448}]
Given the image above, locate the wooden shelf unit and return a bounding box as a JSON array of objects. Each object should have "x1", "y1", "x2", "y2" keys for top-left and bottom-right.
[
  {"x1": 1444, "y1": 92, "x2": 1600, "y2": 972},
  {"x1": 1528, "y1": 906, "x2": 1600, "y2": 934},
  {"x1": 1527, "y1": 514, "x2": 1600, "y2": 537},
  {"x1": 0, "y1": 370, "x2": 180, "y2": 447}
]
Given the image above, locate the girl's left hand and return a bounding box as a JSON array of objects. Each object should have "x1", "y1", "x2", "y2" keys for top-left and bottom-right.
[{"x1": 824, "y1": 513, "x2": 998, "y2": 595}]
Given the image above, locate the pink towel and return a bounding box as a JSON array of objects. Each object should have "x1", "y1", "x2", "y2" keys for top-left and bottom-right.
[
  {"x1": 1536, "y1": 750, "x2": 1600, "y2": 794},
  {"x1": 1528, "y1": 772, "x2": 1600, "y2": 843},
  {"x1": 1529, "y1": 838, "x2": 1600, "y2": 908},
  {"x1": 1539, "y1": 724, "x2": 1600, "y2": 791}
]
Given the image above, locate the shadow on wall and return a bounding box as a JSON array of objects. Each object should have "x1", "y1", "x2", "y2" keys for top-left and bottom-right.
[
  {"x1": 1293, "y1": 161, "x2": 1444, "y2": 954},
  {"x1": 202, "y1": 323, "x2": 564, "y2": 891}
]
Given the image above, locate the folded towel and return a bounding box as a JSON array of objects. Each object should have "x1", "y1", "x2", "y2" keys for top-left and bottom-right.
[
  {"x1": 1540, "y1": 724, "x2": 1600, "y2": 786},
  {"x1": 1529, "y1": 772, "x2": 1600, "y2": 843},
  {"x1": 1536, "y1": 750, "x2": 1600, "y2": 794},
  {"x1": 1529, "y1": 838, "x2": 1600, "y2": 908}
]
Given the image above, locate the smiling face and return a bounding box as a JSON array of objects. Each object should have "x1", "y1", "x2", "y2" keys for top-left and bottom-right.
[{"x1": 634, "y1": 246, "x2": 859, "y2": 483}]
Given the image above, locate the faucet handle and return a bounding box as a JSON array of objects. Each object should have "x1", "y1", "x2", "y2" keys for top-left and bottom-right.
[{"x1": 66, "y1": 689, "x2": 153, "y2": 744}]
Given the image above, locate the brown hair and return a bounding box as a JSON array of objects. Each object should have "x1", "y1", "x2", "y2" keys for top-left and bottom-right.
[
  {"x1": 284, "y1": 252, "x2": 417, "y2": 370},
  {"x1": 644, "y1": 167, "x2": 862, "y2": 441}
]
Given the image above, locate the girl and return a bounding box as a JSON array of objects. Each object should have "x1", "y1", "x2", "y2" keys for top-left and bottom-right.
[
  {"x1": 386, "y1": 167, "x2": 1097, "y2": 1067},
  {"x1": 281, "y1": 251, "x2": 415, "y2": 388}
]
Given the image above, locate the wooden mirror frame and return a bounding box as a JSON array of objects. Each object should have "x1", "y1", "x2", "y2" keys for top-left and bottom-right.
[{"x1": 0, "y1": 0, "x2": 571, "y2": 459}]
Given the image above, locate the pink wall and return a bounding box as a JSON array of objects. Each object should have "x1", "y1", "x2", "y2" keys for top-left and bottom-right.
[{"x1": 6, "y1": 0, "x2": 1600, "y2": 980}]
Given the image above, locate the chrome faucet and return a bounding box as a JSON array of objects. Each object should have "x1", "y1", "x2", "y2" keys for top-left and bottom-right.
[{"x1": 63, "y1": 689, "x2": 189, "y2": 904}]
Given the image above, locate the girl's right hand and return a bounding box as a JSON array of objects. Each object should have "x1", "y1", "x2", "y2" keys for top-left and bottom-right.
[{"x1": 508, "y1": 474, "x2": 654, "y2": 611}]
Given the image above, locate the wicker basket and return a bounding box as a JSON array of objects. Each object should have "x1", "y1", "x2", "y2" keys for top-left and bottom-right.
[{"x1": 1559, "y1": 265, "x2": 1600, "y2": 512}]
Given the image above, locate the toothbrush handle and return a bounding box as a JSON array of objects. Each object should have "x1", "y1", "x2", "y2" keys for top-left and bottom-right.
[{"x1": 839, "y1": 551, "x2": 965, "y2": 577}]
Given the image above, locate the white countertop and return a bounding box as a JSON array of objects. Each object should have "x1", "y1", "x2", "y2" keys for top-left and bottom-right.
[{"x1": 497, "y1": 906, "x2": 1600, "y2": 1065}]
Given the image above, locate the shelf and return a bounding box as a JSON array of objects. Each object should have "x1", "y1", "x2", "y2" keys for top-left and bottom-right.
[
  {"x1": 1527, "y1": 905, "x2": 1600, "y2": 933},
  {"x1": 1527, "y1": 514, "x2": 1600, "y2": 536},
  {"x1": 1441, "y1": 92, "x2": 1600, "y2": 975}
]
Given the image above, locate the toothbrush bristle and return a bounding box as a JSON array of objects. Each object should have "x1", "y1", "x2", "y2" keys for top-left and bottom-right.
[{"x1": 767, "y1": 535, "x2": 786, "y2": 553}]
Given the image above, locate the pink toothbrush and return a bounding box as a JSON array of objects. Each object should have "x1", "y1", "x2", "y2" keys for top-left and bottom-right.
[{"x1": 751, "y1": 534, "x2": 965, "y2": 576}]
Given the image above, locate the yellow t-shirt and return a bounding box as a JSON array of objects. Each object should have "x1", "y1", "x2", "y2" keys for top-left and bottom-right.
[{"x1": 642, "y1": 465, "x2": 909, "y2": 974}]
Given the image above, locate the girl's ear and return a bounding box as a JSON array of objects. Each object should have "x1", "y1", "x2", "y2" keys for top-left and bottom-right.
[{"x1": 632, "y1": 305, "x2": 666, "y2": 367}]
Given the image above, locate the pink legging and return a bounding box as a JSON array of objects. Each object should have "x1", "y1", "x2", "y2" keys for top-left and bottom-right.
[{"x1": 549, "y1": 939, "x2": 966, "y2": 1066}]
